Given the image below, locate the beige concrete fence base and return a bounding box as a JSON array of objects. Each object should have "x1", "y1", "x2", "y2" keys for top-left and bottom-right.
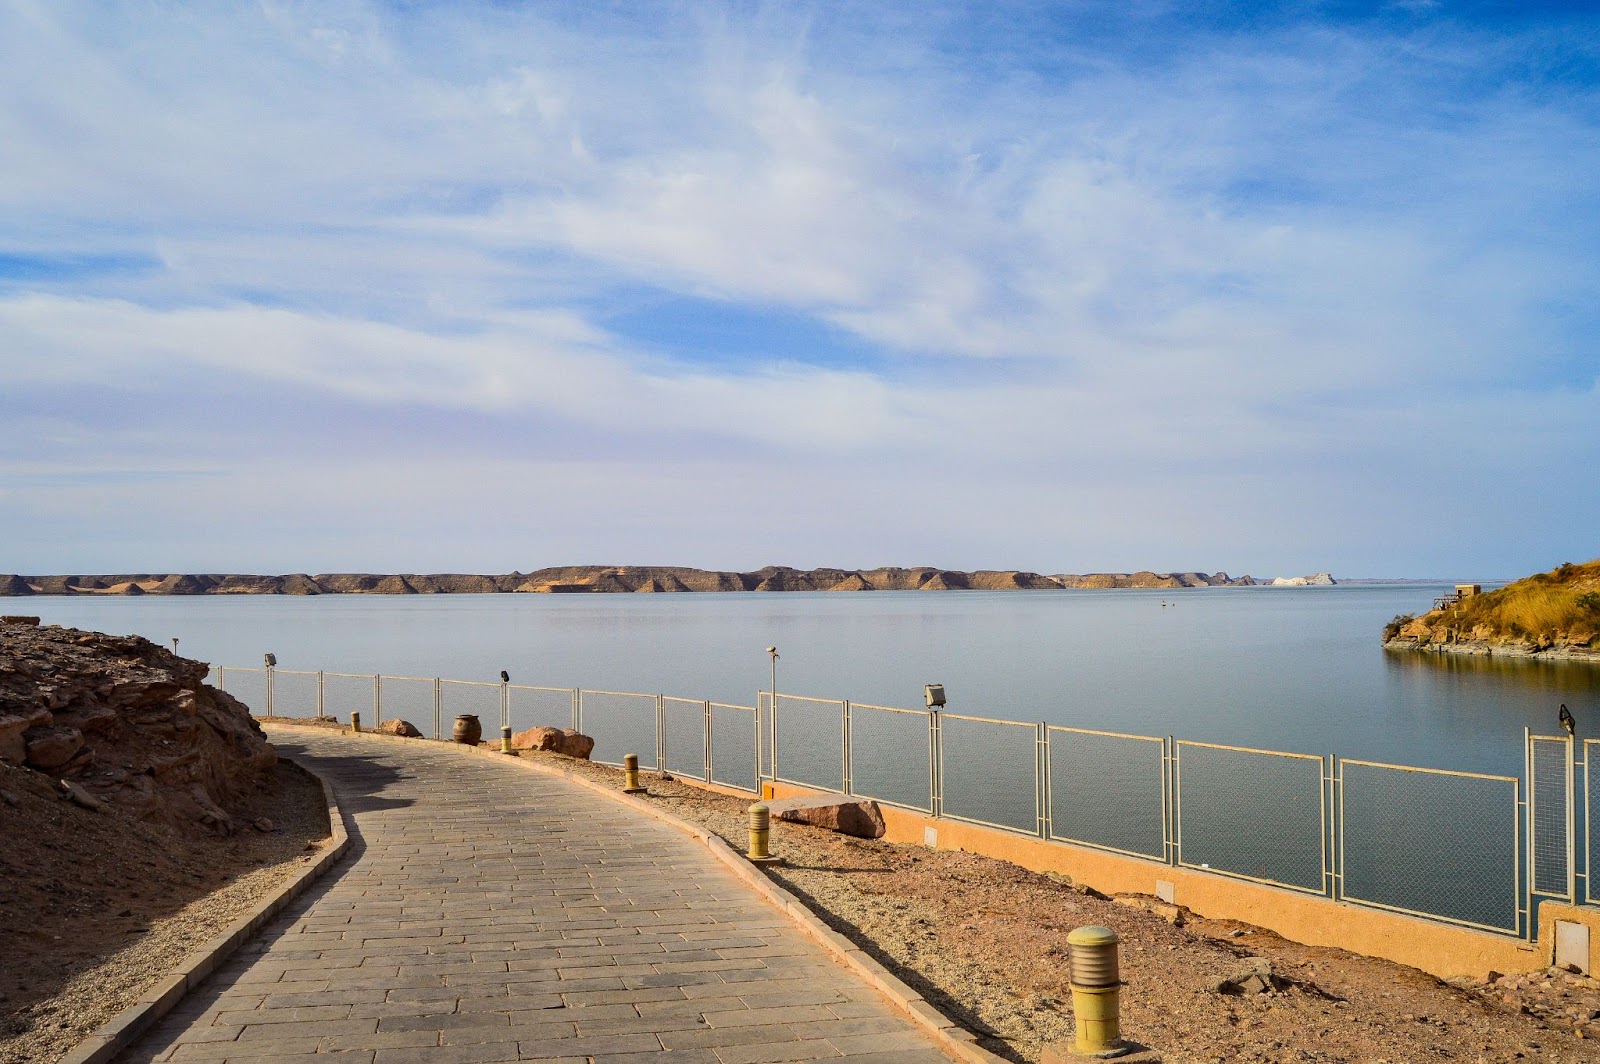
[
  {"x1": 264, "y1": 723, "x2": 1009, "y2": 1064},
  {"x1": 59, "y1": 763, "x2": 351, "y2": 1064}
]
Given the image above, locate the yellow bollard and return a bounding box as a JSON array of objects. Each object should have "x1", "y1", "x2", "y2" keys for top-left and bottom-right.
[
  {"x1": 622, "y1": 753, "x2": 647, "y2": 793},
  {"x1": 746, "y1": 803, "x2": 781, "y2": 864},
  {"x1": 350, "y1": 711, "x2": 361, "y2": 733},
  {"x1": 1067, "y1": 925, "x2": 1128, "y2": 1058},
  {"x1": 500, "y1": 725, "x2": 513, "y2": 754}
]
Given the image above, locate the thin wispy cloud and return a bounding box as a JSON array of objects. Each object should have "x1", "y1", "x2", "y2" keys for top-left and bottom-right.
[{"x1": 2, "y1": 1, "x2": 1596, "y2": 576}]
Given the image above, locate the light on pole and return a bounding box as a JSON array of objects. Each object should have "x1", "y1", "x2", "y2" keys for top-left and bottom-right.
[
  {"x1": 765, "y1": 646, "x2": 779, "y2": 785},
  {"x1": 171, "y1": 637, "x2": 179, "y2": 655}
]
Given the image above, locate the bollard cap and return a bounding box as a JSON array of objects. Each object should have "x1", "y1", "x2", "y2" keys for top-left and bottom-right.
[
  {"x1": 1067, "y1": 926, "x2": 1119, "y2": 948},
  {"x1": 749, "y1": 802, "x2": 769, "y2": 812}
]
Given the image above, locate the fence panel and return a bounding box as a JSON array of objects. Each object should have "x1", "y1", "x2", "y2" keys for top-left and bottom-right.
[
  {"x1": 1529, "y1": 735, "x2": 1574, "y2": 900},
  {"x1": 711, "y1": 703, "x2": 759, "y2": 792},
  {"x1": 221, "y1": 667, "x2": 267, "y2": 715},
  {"x1": 663, "y1": 697, "x2": 708, "y2": 780},
  {"x1": 580, "y1": 690, "x2": 658, "y2": 768},
  {"x1": 440, "y1": 680, "x2": 502, "y2": 738},
  {"x1": 939, "y1": 714, "x2": 1039, "y2": 834},
  {"x1": 322, "y1": 672, "x2": 376, "y2": 721},
  {"x1": 847, "y1": 703, "x2": 933, "y2": 812},
  {"x1": 508, "y1": 686, "x2": 578, "y2": 736},
  {"x1": 1338, "y1": 759, "x2": 1521, "y2": 934},
  {"x1": 266, "y1": 670, "x2": 320, "y2": 718},
  {"x1": 773, "y1": 695, "x2": 846, "y2": 793},
  {"x1": 1048, "y1": 727, "x2": 1166, "y2": 859},
  {"x1": 380, "y1": 676, "x2": 438, "y2": 737},
  {"x1": 1176, "y1": 741, "x2": 1325, "y2": 893},
  {"x1": 1588, "y1": 740, "x2": 1600, "y2": 906}
]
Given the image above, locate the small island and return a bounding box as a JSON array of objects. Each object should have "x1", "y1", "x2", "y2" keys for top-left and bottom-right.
[{"x1": 1384, "y1": 558, "x2": 1600, "y2": 661}]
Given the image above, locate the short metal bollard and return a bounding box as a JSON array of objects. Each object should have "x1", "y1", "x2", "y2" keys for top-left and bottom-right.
[
  {"x1": 500, "y1": 725, "x2": 513, "y2": 754},
  {"x1": 623, "y1": 753, "x2": 647, "y2": 793},
  {"x1": 1067, "y1": 925, "x2": 1127, "y2": 1058},
  {"x1": 350, "y1": 711, "x2": 361, "y2": 733},
  {"x1": 746, "y1": 803, "x2": 781, "y2": 864}
]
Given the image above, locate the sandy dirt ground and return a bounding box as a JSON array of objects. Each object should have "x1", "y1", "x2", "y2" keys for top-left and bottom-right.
[{"x1": 0, "y1": 759, "x2": 331, "y2": 1064}]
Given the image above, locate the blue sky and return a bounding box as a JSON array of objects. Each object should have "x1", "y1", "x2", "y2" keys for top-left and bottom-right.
[{"x1": 2, "y1": 1, "x2": 1597, "y2": 579}]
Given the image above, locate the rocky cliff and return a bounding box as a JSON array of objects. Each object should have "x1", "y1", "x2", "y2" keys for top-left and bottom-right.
[
  {"x1": 1, "y1": 566, "x2": 1260, "y2": 595},
  {"x1": 1384, "y1": 559, "x2": 1600, "y2": 661},
  {"x1": 0, "y1": 617, "x2": 278, "y2": 830}
]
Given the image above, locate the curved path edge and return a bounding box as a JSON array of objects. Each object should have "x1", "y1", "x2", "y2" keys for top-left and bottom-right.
[
  {"x1": 269, "y1": 724, "x2": 1009, "y2": 1064},
  {"x1": 59, "y1": 761, "x2": 351, "y2": 1064}
]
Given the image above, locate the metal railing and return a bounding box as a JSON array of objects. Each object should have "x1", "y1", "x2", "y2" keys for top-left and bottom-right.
[{"x1": 214, "y1": 664, "x2": 1596, "y2": 941}]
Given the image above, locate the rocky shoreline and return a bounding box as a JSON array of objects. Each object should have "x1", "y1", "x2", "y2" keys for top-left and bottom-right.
[
  {"x1": 0, "y1": 565, "x2": 1286, "y2": 596},
  {"x1": 1383, "y1": 636, "x2": 1600, "y2": 663}
]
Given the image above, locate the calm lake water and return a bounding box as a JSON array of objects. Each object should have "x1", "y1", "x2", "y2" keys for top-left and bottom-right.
[{"x1": 19, "y1": 584, "x2": 1600, "y2": 778}]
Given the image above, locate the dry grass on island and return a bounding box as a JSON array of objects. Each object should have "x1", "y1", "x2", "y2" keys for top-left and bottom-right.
[{"x1": 1386, "y1": 558, "x2": 1600, "y2": 661}]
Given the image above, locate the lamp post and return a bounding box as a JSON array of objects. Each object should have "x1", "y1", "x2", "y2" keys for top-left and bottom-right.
[
  {"x1": 170, "y1": 637, "x2": 179, "y2": 655},
  {"x1": 765, "y1": 646, "x2": 779, "y2": 786}
]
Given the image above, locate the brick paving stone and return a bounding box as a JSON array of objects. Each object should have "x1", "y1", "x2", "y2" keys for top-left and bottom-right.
[{"x1": 114, "y1": 732, "x2": 952, "y2": 1064}]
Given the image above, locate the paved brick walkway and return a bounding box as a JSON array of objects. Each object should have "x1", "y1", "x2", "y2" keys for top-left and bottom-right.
[{"x1": 118, "y1": 732, "x2": 951, "y2": 1064}]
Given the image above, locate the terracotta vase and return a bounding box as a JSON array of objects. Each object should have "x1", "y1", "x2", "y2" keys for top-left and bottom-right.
[{"x1": 452, "y1": 714, "x2": 482, "y2": 746}]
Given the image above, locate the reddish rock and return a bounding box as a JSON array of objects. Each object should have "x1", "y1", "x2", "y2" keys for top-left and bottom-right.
[
  {"x1": 377, "y1": 718, "x2": 423, "y2": 738},
  {"x1": 0, "y1": 707, "x2": 52, "y2": 765},
  {"x1": 512, "y1": 726, "x2": 594, "y2": 759},
  {"x1": 767, "y1": 796, "x2": 886, "y2": 838},
  {"x1": 24, "y1": 725, "x2": 84, "y2": 770}
]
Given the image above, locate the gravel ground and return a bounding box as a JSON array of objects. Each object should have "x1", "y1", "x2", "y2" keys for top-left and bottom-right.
[{"x1": 0, "y1": 759, "x2": 331, "y2": 1064}]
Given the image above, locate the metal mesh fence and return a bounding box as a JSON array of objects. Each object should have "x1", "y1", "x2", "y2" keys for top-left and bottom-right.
[
  {"x1": 757, "y1": 693, "x2": 772, "y2": 780},
  {"x1": 773, "y1": 695, "x2": 845, "y2": 792},
  {"x1": 847, "y1": 703, "x2": 933, "y2": 812},
  {"x1": 939, "y1": 714, "x2": 1039, "y2": 834},
  {"x1": 663, "y1": 697, "x2": 708, "y2": 780},
  {"x1": 1176, "y1": 742, "x2": 1326, "y2": 893},
  {"x1": 265, "y1": 670, "x2": 319, "y2": 717},
  {"x1": 508, "y1": 686, "x2": 577, "y2": 735},
  {"x1": 1588, "y1": 740, "x2": 1600, "y2": 906},
  {"x1": 380, "y1": 676, "x2": 438, "y2": 737},
  {"x1": 321, "y1": 672, "x2": 375, "y2": 720},
  {"x1": 1338, "y1": 759, "x2": 1520, "y2": 933},
  {"x1": 1529, "y1": 736, "x2": 1572, "y2": 899},
  {"x1": 1048, "y1": 728, "x2": 1166, "y2": 859},
  {"x1": 579, "y1": 690, "x2": 658, "y2": 768},
  {"x1": 220, "y1": 667, "x2": 267, "y2": 715},
  {"x1": 711, "y1": 703, "x2": 759, "y2": 792}
]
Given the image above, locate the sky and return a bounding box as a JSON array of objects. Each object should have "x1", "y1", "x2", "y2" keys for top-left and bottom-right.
[{"x1": 2, "y1": 1, "x2": 1597, "y2": 580}]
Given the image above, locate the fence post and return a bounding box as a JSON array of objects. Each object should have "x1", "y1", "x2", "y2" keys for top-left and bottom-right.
[
  {"x1": 842, "y1": 700, "x2": 852, "y2": 795},
  {"x1": 266, "y1": 666, "x2": 274, "y2": 716},
  {"x1": 1326, "y1": 754, "x2": 1339, "y2": 900},
  {"x1": 433, "y1": 677, "x2": 441, "y2": 741},
  {"x1": 576, "y1": 689, "x2": 584, "y2": 734},
  {"x1": 702, "y1": 700, "x2": 712, "y2": 784},
  {"x1": 930, "y1": 709, "x2": 943, "y2": 818},
  {"x1": 217, "y1": 666, "x2": 226, "y2": 693},
  {"x1": 656, "y1": 694, "x2": 665, "y2": 772},
  {"x1": 1171, "y1": 736, "x2": 1184, "y2": 870},
  {"x1": 1037, "y1": 722, "x2": 1050, "y2": 840},
  {"x1": 373, "y1": 674, "x2": 381, "y2": 727}
]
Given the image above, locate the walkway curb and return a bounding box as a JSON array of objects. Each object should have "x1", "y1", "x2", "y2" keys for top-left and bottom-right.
[
  {"x1": 264, "y1": 723, "x2": 1008, "y2": 1064},
  {"x1": 58, "y1": 762, "x2": 351, "y2": 1064}
]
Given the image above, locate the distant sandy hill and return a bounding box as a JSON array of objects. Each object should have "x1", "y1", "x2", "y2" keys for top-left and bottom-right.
[{"x1": 1, "y1": 566, "x2": 1267, "y2": 596}]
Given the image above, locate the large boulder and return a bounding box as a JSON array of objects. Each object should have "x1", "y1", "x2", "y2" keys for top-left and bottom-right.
[
  {"x1": 376, "y1": 718, "x2": 423, "y2": 738},
  {"x1": 767, "y1": 795, "x2": 886, "y2": 838},
  {"x1": 24, "y1": 725, "x2": 85, "y2": 770},
  {"x1": 0, "y1": 623, "x2": 277, "y2": 828},
  {"x1": 512, "y1": 726, "x2": 594, "y2": 759}
]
